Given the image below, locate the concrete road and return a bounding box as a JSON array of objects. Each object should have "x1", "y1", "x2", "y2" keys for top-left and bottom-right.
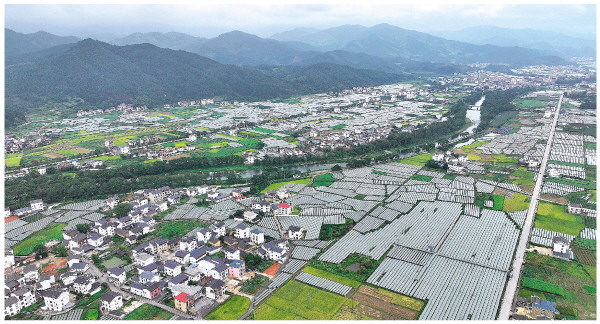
[{"x1": 497, "y1": 94, "x2": 563, "y2": 320}]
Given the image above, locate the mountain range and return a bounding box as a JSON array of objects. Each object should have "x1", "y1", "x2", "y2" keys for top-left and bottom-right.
[
  {"x1": 5, "y1": 23, "x2": 587, "y2": 128},
  {"x1": 5, "y1": 38, "x2": 404, "y2": 128},
  {"x1": 435, "y1": 25, "x2": 596, "y2": 59}
]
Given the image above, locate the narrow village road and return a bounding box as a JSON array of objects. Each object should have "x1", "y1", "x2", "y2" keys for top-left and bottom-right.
[
  {"x1": 497, "y1": 94, "x2": 563, "y2": 320},
  {"x1": 83, "y1": 259, "x2": 198, "y2": 320}
]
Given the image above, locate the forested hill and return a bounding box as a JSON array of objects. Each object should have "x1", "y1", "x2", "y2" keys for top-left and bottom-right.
[{"x1": 5, "y1": 39, "x2": 405, "y2": 128}]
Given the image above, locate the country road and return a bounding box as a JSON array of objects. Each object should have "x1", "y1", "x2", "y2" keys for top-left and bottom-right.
[
  {"x1": 83, "y1": 259, "x2": 198, "y2": 320},
  {"x1": 497, "y1": 94, "x2": 563, "y2": 320}
]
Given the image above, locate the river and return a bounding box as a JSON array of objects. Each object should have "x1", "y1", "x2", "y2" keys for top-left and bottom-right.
[{"x1": 455, "y1": 95, "x2": 485, "y2": 148}]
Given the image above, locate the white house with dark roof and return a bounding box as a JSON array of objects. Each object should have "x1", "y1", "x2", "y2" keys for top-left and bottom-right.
[
  {"x1": 223, "y1": 246, "x2": 241, "y2": 260},
  {"x1": 5, "y1": 296, "x2": 21, "y2": 317},
  {"x1": 196, "y1": 228, "x2": 213, "y2": 243},
  {"x1": 135, "y1": 253, "x2": 155, "y2": 267},
  {"x1": 30, "y1": 199, "x2": 45, "y2": 211},
  {"x1": 288, "y1": 226, "x2": 304, "y2": 240},
  {"x1": 250, "y1": 229, "x2": 265, "y2": 245},
  {"x1": 235, "y1": 223, "x2": 251, "y2": 239},
  {"x1": 164, "y1": 260, "x2": 182, "y2": 277},
  {"x1": 243, "y1": 210, "x2": 259, "y2": 222},
  {"x1": 23, "y1": 264, "x2": 39, "y2": 282},
  {"x1": 100, "y1": 292, "x2": 123, "y2": 312},
  {"x1": 108, "y1": 267, "x2": 126, "y2": 285},
  {"x1": 12, "y1": 287, "x2": 37, "y2": 309},
  {"x1": 174, "y1": 250, "x2": 191, "y2": 265},
  {"x1": 40, "y1": 288, "x2": 71, "y2": 312},
  {"x1": 212, "y1": 222, "x2": 226, "y2": 237}
]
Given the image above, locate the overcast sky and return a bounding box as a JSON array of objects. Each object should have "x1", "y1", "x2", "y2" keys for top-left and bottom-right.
[{"x1": 5, "y1": 3, "x2": 596, "y2": 40}]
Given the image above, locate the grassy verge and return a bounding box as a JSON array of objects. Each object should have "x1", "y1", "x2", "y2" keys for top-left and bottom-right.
[
  {"x1": 397, "y1": 153, "x2": 432, "y2": 167},
  {"x1": 260, "y1": 178, "x2": 310, "y2": 193}
]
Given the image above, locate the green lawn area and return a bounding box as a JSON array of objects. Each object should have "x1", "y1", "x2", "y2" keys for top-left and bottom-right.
[
  {"x1": 331, "y1": 124, "x2": 347, "y2": 130},
  {"x1": 410, "y1": 174, "x2": 433, "y2": 182},
  {"x1": 254, "y1": 280, "x2": 347, "y2": 320},
  {"x1": 397, "y1": 153, "x2": 432, "y2": 167},
  {"x1": 252, "y1": 127, "x2": 277, "y2": 134},
  {"x1": 101, "y1": 256, "x2": 125, "y2": 269},
  {"x1": 124, "y1": 304, "x2": 174, "y2": 320},
  {"x1": 549, "y1": 160, "x2": 587, "y2": 168},
  {"x1": 503, "y1": 193, "x2": 530, "y2": 212},
  {"x1": 521, "y1": 252, "x2": 596, "y2": 319},
  {"x1": 311, "y1": 173, "x2": 336, "y2": 187},
  {"x1": 354, "y1": 194, "x2": 366, "y2": 200},
  {"x1": 240, "y1": 275, "x2": 269, "y2": 294},
  {"x1": 302, "y1": 266, "x2": 362, "y2": 288},
  {"x1": 442, "y1": 173, "x2": 457, "y2": 180},
  {"x1": 260, "y1": 178, "x2": 311, "y2": 194},
  {"x1": 13, "y1": 223, "x2": 66, "y2": 255},
  {"x1": 205, "y1": 296, "x2": 251, "y2": 320},
  {"x1": 144, "y1": 158, "x2": 162, "y2": 163},
  {"x1": 534, "y1": 202, "x2": 585, "y2": 236}
]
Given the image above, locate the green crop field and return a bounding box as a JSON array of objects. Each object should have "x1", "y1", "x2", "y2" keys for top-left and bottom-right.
[
  {"x1": 261, "y1": 178, "x2": 311, "y2": 193},
  {"x1": 331, "y1": 124, "x2": 347, "y2": 130},
  {"x1": 410, "y1": 174, "x2": 433, "y2": 182},
  {"x1": 459, "y1": 141, "x2": 487, "y2": 154},
  {"x1": 312, "y1": 173, "x2": 336, "y2": 187},
  {"x1": 252, "y1": 127, "x2": 277, "y2": 134},
  {"x1": 534, "y1": 202, "x2": 585, "y2": 236},
  {"x1": 514, "y1": 99, "x2": 548, "y2": 108},
  {"x1": 254, "y1": 280, "x2": 347, "y2": 320},
  {"x1": 13, "y1": 223, "x2": 66, "y2": 255},
  {"x1": 124, "y1": 304, "x2": 174, "y2": 320},
  {"x1": 205, "y1": 296, "x2": 250, "y2": 320},
  {"x1": 92, "y1": 155, "x2": 121, "y2": 161},
  {"x1": 546, "y1": 177, "x2": 596, "y2": 190},
  {"x1": 493, "y1": 195, "x2": 505, "y2": 211},
  {"x1": 521, "y1": 252, "x2": 596, "y2": 319},
  {"x1": 302, "y1": 266, "x2": 362, "y2": 288},
  {"x1": 5, "y1": 153, "x2": 23, "y2": 167},
  {"x1": 152, "y1": 221, "x2": 208, "y2": 240},
  {"x1": 522, "y1": 277, "x2": 565, "y2": 296},
  {"x1": 398, "y1": 153, "x2": 433, "y2": 166},
  {"x1": 503, "y1": 193, "x2": 530, "y2": 212},
  {"x1": 511, "y1": 169, "x2": 535, "y2": 186}
]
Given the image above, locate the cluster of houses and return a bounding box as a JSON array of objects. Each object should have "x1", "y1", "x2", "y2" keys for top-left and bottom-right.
[
  {"x1": 432, "y1": 150, "x2": 469, "y2": 173},
  {"x1": 5, "y1": 135, "x2": 53, "y2": 155},
  {"x1": 75, "y1": 103, "x2": 148, "y2": 118},
  {"x1": 5, "y1": 181, "x2": 309, "y2": 318},
  {"x1": 176, "y1": 99, "x2": 214, "y2": 107},
  {"x1": 4, "y1": 253, "x2": 111, "y2": 317}
]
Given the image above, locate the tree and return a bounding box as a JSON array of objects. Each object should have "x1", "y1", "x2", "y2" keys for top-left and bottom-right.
[
  {"x1": 113, "y1": 203, "x2": 133, "y2": 217},
  {"x1": 244, "y1": 253, "x2": 266, "y2": 270},
  {"x1": 34, "y1": 245, "x2": 48, "y2": 259},
  {"x1": 76, "y1": 223, "x2": 91, "y2": 233},
  {"x1": 52, "y1": 245, "x2": 68, "y2": 257},
  {"x1": 231, "y1": 209, "x2": 244, "y2": 219},
  {"x1": 331, "y1": 164, "x2": 342, "y2": 172}
]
